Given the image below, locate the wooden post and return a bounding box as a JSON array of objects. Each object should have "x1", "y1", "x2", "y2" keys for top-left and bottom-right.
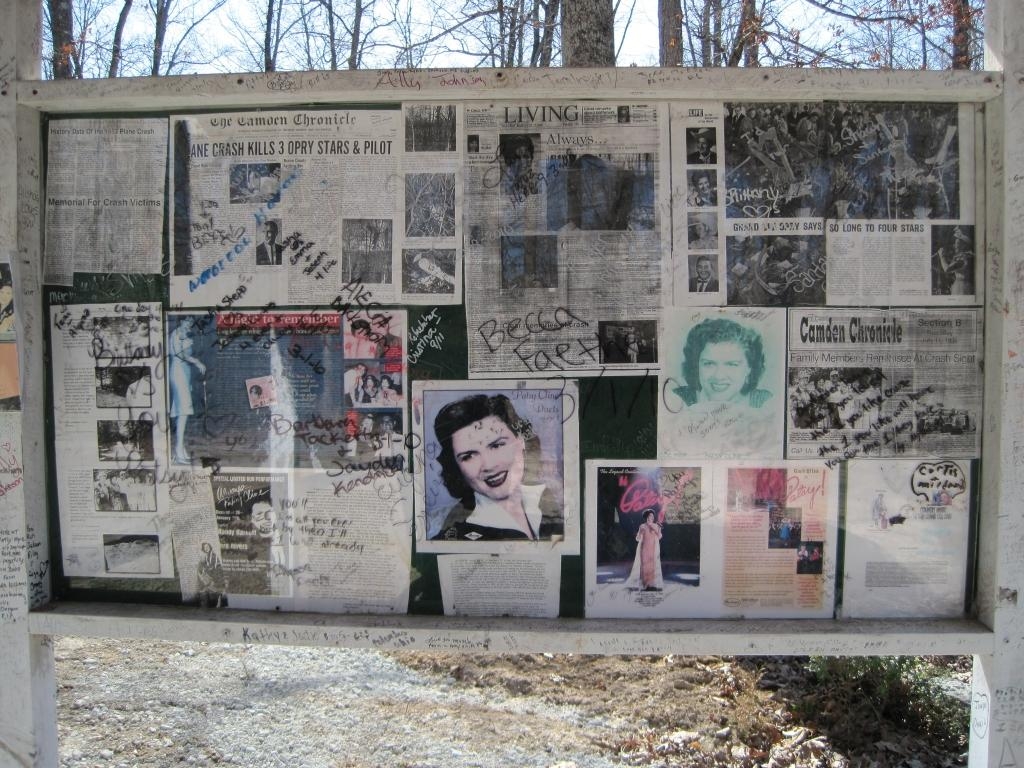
[
  {"x1": 0, "y1": 0, "x2": 57, "y2": 764},
  {"x1": 971, "y1": 0, "x2": 1024, "y2": 765}
]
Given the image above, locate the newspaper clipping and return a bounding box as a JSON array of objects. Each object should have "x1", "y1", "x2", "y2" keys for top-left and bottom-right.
[
  {"x1": 401, "y1": 104, "x2": 463, "y2": 304},
  {"x1": 49, "y1": 301, "x2": 174, "y2": 578},
  {"x1": 719, "y1": 462, "x2": 838, "y2": 618},
  {"x1": 585, "y1": 460, "x2": 720, "y2": 619},
  {"x1": 721, "y1": 101, "x2": 978, "y2": 308},
  {"x1": 436, "y1": 554, "x2": 561, "y2": 617},
  {"x1": 168, "y1": 466, "x2": 412, "y2": 613},
  {"x1": 170, "y1": 108, "x2": 461, "y2": 307},
  {"x1": 670, "y1": 103, "x2": 727, "y2": 306},
  {"x1": 823, "y1": 103, "x2": 979, "y2": 306},
  {"x1": 288, "y1": 469, "x2": 411, "y2": 614},
  {"x1": 842, "y1": 459, "x2": 970, "y2": 619},
  {"x1": 463, "y1": 102, "x2": 668, "y2": 377},
  {"x1": 165, "y1": 308, "x2": 406, "y2": 471},
  {"x1": 413, "y1": 379, "x2": 580, "y2": 554},
  {"x1": 786, "y1": 309, "x2": 983, "y2": 462},
  {"x1": 45, "y1": 119, "x2": 167, "y2": 285},
  {"x1": 660, "y1": 307, "x2": 786, "y2": 459},
  {"x1": 1, "y1": 413, "x2": 27, "y2": 622}
]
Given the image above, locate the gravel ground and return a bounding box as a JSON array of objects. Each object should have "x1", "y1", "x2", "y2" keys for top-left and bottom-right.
[
  {"x1": 56, "y1": 637, "x2": 628, "y2": 768},
  {"x1": 56, "y1": 638, "x2": 971, "y2": 768}
]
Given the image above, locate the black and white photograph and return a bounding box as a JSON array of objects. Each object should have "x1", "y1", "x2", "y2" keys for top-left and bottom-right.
[
  {"x1": 402, "y1": 248, "x2": 457, "y2": 294},
  {"x1": 102, "y1": 533, "x2": 161, "y2": 574},
  {"x1": 686, "y1": 128, "x2": 718, "y2": 164},
  {"x1": 342, "y1": 218, "x2": 393, "y2": 284},
  {"x1": 787, "y1": 367, "x2": 885, "y2": 432},
  {"x1": 228, "y1": 163, "x2": 281, "y2": 204},
  {"x1": 546, "y1": 152, "x2": 656, "y2": 230},
  {"x1": 726, "y1": 234, "x2": 826, "y2": 306},
  {"x1": 405, "y1": 104, "x2": 457, "y2": 152},
  {"x1": 96, "y1": 419, "x2": 155, "y2": 463},
  {"x1": 686, "y1": 169, "x2": 718, "y2": 207},
  {"x1": 500, "y1": 235, "x2": 558, "y2": 290},
  {"x1": 687, "y1": 212, "x2": 719, "y2": 250},
  {"x1": 405, "y1": 173, "x2": 457, "y2": 237},
  {"x1": 195, "y1": 542, "x2": 229, "y2": 608},
  {"x1": 211, "y1": 473, "x2": 282, "y2": 596},
  {"x1": 94, "y1": 366, "x2": 154, "y2": 408},
  {"x1": 931, "y1": 224, "x2": 975, "y2": 296},
  {"x1": 824, "y1": 102, "x2": 961, "y2": 220},
  {"x1": 92, "y1": 315, "x2": 153, "y2": 361},
  {"x1": 687, "y1": 255, "x2": 719, "y2": 293},
  {"x1": 93, "y1": 469, "x2": 157, "y2": 512},
  {"x1": 255, "y1": 219, "x2": 284, "y2": 266},
  {"x1": 725, "y1": 102, "x2": 828, "y2": 218},
  {"x1": 498, "y1": 133, "x2": 542, "y2": 201},
  {"x1": 598, "y1": 320, "x2": 657, "y2": 364},
  {"x1": 414, "y1": 379, "x2": 580, "y2": 555}
]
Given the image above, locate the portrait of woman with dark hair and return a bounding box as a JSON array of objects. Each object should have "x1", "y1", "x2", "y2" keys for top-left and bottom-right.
[
  {"x1": 674, "y1": 317, "x2": 771, "y2": 408},
  {"x1": 430, "y1": 393, "x2": 563, "y2": 542}
]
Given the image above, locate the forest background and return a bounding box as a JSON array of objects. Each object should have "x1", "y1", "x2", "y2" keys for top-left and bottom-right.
[{"x1": 42, "y1": 0, "x2": 983, "y2": 81}]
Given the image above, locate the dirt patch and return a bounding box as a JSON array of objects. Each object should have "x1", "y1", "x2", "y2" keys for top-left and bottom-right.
[{"x1": 394, "y1": 652, "x2": 971, "y2": 767}]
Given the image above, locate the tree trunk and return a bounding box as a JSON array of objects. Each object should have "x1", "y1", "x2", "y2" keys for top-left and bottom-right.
[
  {"x1": 108, "y1": 0, "x2": 134, "y2": 77},
  {"x1": 320, "y1": 0, "x2": 336, "y2": 70},
  {"x1": 711, "y1": 0, "x2": 722, "y2": 65},
  {"x1": 658, "y1": 0, "x2": 681, "y2": 66},
  {"x1": 47, "y1": 0, "x2": 74, "y2": 78},
  {"x1": 264, "y1": 0, "x2": 275, "y2": 71},
  {"x1": 537, "y1": 0, "x2": 559, "y2": 66},
  {"x1": 347, "y1": 0, "x2": 361, "y2": 69},
  {"x1": 561, "y1": 0, "x2": 614, "y2": 66},
  {"x1": 950, "y1": 0, "x2": 973, "y2": 69},
  {"x1": 151, "y1": 0, "x2": 168, "y2": 75},
  {"x1": 726, "y1": 0, "x2": 757, "y2": 66}
]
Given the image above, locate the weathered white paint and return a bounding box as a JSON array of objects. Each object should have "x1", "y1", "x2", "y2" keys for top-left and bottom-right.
[
  {"x1": 28, "y1": 602, "x2": 995, "y2": 657},
  {"x1": 15, "y1": 66, "x2": 1001, "y2": 113},
  {"x1": 969, "y1": 1, "x2": 1024, "y2": 767}
]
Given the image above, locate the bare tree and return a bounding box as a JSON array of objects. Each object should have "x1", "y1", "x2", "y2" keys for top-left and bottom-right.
[
  {"x1": 147, "y1": 0, "x2": 226, "y2": 75},
  {"x1": 107, "y1": 0, "x2": 134, "y2": 76},
  {"x1": 789, "y1": 0, "x2": 984, "y2": 69}
]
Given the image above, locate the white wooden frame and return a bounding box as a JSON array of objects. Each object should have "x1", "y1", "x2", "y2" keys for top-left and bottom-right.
[{"x1": 1, "y1": 0, "x2": 1021, "y2": 763}]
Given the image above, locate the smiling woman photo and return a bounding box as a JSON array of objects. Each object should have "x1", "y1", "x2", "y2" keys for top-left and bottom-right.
[
  {"x1": 430, "y1": 393, "x2": 563, "y2": 542},
  {"x1": 674, "y1": 317, "x2": 771, "y2": 409}
]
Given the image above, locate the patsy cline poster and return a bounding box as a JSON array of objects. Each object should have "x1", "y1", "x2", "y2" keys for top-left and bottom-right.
[
  {"x1": 413, "y1": 379, "x2": 580, "y2": 554},
  {"x1": 585, "y1": 461, "x2": 722, "y2": 619}
]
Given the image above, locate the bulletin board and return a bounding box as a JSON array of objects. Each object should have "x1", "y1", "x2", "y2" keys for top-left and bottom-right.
[{"x1": 37, "y1": 97, "x2": 983, "y2": 622}]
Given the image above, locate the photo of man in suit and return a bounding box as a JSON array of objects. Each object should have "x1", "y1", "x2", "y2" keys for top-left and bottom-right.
[
  {"x1": 256, "y1": 220, "x2": 284, "y2": 266},
  {"x1": 689, "y1": 255, "x2": 719, "y2": 293}
]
